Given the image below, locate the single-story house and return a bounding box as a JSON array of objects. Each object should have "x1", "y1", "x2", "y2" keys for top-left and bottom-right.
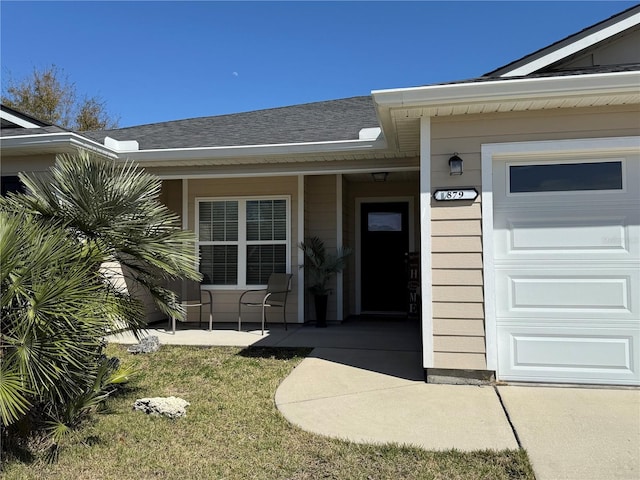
[{"x1": 2, "y1": 5, "x2": 639, "y2": 386}]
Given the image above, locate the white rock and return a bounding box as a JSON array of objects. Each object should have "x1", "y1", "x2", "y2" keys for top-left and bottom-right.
[{"x1": 133, "y1": 396, "x2": 189, "y2": 419}]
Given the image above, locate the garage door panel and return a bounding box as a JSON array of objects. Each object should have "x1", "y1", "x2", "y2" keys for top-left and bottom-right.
[
  {"x1": 510, "y1": 277, "x2": 630, "y2": 311},
  {"x1": 498, "y1": 326, "x2": 639, "y2": 385},
  {"x1": 495, "y1": 269, "x2": 639, "y2": 320},
  {"x1": 493, "y1": 212, "x2": 639, "y2": 261}
]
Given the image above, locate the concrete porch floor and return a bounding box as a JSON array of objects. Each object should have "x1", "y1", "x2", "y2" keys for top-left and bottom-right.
[{"x1": 105, "y1": 316, "x2": 422, "y2": 351}]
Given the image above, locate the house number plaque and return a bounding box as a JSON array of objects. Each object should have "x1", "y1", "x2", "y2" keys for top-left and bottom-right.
[{"x1": 433, "y1": 188, "x2": 478, "y2": 201}]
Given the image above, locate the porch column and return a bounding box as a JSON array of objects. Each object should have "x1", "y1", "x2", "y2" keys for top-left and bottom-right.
[
  {"x1": 336, "y1": 174, "x2": 343, "y2": 322},
  {"x1": 297, "y1": 174, "x2": 305, "y2": 323},
  {"x1": 419, "y1": 117, "x2": 434, "y2": 369}
]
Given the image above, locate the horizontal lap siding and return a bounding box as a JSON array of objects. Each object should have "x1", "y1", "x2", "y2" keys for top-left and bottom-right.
[
  {"x1": 431, "y1": 197, "x2": 485, "y2": 369},
  {"x1": 184, "y1": 176, "x2": 299, "y2": 324},
  {"x1": 1, "y1": 154, "x2": 57, "y2": 175},
  {"x1": 429, "y1": 104, "x2": 640, "y2": 371}
]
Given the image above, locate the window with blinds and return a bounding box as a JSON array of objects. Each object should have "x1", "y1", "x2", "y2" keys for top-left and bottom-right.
[{"x1": 197, "y1": 197, "x2": 289, "y2": 287}]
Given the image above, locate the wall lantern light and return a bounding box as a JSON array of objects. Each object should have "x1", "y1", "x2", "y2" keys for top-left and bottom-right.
[
  {"x1": 449, "y1": 154, "x2": 463, "y2": 176},
  {"x1": 371, "y1": 172, "x2": 389, "y2": 182}
]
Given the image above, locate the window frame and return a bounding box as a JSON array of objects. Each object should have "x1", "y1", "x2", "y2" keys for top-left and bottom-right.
[{"x1": 195, "y1": 195, "x2": 291, "y2": 290}]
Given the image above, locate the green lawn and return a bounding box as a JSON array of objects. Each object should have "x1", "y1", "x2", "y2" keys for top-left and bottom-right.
[{"x1": 2, "y1": 344, "x2": 534, "y2": 479}]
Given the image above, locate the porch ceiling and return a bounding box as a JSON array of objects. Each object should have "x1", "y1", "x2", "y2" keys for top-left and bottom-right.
[{"x1": 344, "y1": 170, "x2": 419, "y2": 183}]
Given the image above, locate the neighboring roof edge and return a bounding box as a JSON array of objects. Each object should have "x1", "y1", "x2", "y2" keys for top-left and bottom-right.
[
  {"x1": 484, "y1": 4, "x2": 640, "y2": 78},
  {"x1": 0, "y1": 104, "x2": 52, "y2": 128}
]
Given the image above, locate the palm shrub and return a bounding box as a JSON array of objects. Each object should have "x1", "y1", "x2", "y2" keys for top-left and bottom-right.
[
  {"x1": 3, "y1": 150, "x2": 201, "y2": 328},
  {"x1": 0, "y1": 210, "x2": 134, "y2": 458},
  {"x1": 0, "y1": 151, "x2": 200, "y2": 459}
]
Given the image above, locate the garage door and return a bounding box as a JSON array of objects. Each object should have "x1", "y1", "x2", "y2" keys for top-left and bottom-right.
[{"x1": 493, "y1": 151, "x2": 640, "y2": 385}]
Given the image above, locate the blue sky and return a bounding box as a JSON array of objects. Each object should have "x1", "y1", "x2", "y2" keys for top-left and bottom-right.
[{"x1": 1, "y1": 1, "x2": 637, "y2": 127}]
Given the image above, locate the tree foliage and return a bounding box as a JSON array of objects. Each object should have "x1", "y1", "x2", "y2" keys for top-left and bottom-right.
[
  {"x1": 1, "y1": 65, "x2": 118, "y2": 130},
  {"x1": 0, "y1": 151, "x2": 200, "y2": 459}
]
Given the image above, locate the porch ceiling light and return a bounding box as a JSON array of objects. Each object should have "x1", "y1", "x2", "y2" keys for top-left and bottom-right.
[
  {"x1": 449, "y1": 154, "x2": 463, "y2": 176},
  {"x1": 371, "y1": 172, "x2": 389, "y2": 182}
]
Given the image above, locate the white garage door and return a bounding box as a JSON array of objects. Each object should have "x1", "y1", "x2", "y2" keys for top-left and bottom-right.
[{"x1": 493, "y1": 149, "x2": 640, "y2": 385}]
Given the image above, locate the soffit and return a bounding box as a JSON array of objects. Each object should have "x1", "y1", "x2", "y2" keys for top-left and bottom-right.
[{"x1": 383, "y1": 91, "x2": 640, "y2": 157}]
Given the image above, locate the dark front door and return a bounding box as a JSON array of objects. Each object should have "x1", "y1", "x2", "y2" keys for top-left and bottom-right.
[{"x1": 361, "y1": 202, "x2": 409, "y2": 313}]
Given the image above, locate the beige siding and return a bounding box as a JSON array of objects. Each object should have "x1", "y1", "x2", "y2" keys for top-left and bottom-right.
[
  {"x1": 434, "y1": 352, "x2": 486, "y2": 370},
  {"x1": 429, "y1": 103, "x2": 640, "y2": 371},
  {"x1": 160, "y1": 180, "x2": 182, "y2": 217},
  {"x1": 184, "y1": 176, "x2": 299, "y2": 324},
  {"x1": 432, "y1": 269, "x2": 483, "y2": 286},
  {"x1": 433, "y1": 318, "x2": 485, "y2": 336},
  {"x1": 1, "y1": 154, "x2": 57, "y2": 175}
]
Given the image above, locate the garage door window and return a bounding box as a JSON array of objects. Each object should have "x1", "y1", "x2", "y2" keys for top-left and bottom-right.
[{"x1": 509, "y1": 161, "x2": 623, "y2": 193}]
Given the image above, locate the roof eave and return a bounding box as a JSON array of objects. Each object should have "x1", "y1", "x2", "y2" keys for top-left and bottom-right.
[{"x1": 371, "y1": 71, "x2": 640, "y2": 112}]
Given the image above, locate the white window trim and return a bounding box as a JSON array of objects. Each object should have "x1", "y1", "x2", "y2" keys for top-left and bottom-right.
[
  {"x1": 196, "y1": 195, "x2": 291, "y2": 290},
  {"x1": 481, "y1": 136, "x2": 640, "y2": 374}
]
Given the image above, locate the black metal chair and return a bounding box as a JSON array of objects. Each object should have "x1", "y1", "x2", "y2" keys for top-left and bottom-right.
[
  {"x1": 170, "y1": 279, "x2": 213, "y2": 334},
  {"x1": 238, "y1": 273, "x2": 293, "y2": 335}
]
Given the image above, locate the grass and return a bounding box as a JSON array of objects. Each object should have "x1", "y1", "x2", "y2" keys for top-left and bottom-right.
[{"x1": 2, "y1": 344, "x2": 535, "y2": 479}]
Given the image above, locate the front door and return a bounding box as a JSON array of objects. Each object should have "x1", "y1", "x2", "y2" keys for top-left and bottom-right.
[{"x1": 360, "y1": 202, "x2": 409, "y2": 313}]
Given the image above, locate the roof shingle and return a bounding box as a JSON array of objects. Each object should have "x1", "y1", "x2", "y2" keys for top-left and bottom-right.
[{"x1": 83, "y1": 96, "x2": 378, "y2": 150}]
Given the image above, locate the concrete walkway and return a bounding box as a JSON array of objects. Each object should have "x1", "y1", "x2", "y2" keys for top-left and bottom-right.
[
  {"x1": 275, "y1": 347, "x2": 518, "y2": 451},
  {"x1": 108, "y1": 320, "x2": 640, "y2": 480}
]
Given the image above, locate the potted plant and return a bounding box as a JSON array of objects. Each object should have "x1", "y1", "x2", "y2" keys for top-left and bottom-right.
[{"x1": 299, "y1": 236, "x2": 351, "y2": 327}]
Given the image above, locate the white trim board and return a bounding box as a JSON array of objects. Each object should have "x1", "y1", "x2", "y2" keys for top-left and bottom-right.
[
  {"x1": 481, "y1": 135, "x2": 640, "y2": 374},
  {"x1": 419, "y1": 117, "x2": 433, "y2": 370},
  {"x1": 0, "y1": 109, "x2": 43, "y2": 129}
]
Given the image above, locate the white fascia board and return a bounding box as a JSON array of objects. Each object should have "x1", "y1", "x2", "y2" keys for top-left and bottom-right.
[
  {"x1": 0, "y1": 110, "x2": 43, "y2": 129},
  {"x1": 125, "y1": 137, "x2": 388, "y2": 162},
  {"x1": 372, "y1": 71, "x2": 640, "y2": 111},
  {"x1": 501, "y1": 11, "x2": 640, "y2": 77},
  {"x1": 1, "y1": 132, "x2": 118, "y2": 158}
]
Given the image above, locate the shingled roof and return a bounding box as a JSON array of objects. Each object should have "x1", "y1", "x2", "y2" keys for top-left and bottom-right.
[{"x1": 83, "y1": 96, "x2": 379, "y2": 150}]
